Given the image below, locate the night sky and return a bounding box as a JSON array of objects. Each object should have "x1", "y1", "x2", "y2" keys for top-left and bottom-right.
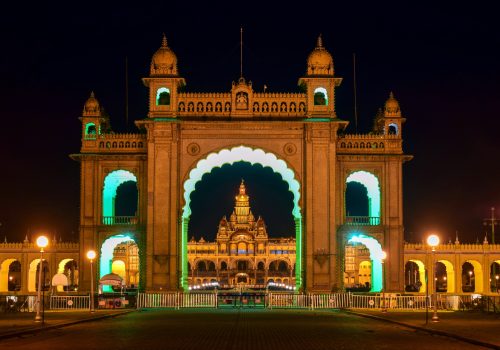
[{"x1": 1, "y1": 3, "x2": 499, "y2": 243}]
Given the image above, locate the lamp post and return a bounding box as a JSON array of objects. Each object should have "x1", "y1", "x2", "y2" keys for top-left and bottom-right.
[
  {"x1": 35, "y1": 235, "x2": 48, "y2": 323},
  {"x1": 381, "y1": 251, "x2": 387, "y2": 312},
  {"x1": 87, "y1": 250, "x2": 96, "y2": 312},
  {"x1": 427, "y1": 234, "x2": 440, "y2": 322}
]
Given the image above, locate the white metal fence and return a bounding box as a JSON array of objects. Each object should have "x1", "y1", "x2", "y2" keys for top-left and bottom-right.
[
  {"x1": 137, "y1": 292, "x2": 217, "y2": 309},
  {"x1": 50, "y1": 295, "x2": 91, "y2": 310},
  {"x1": 136, "y1": 292, "x2": 475, "y2": 311}
]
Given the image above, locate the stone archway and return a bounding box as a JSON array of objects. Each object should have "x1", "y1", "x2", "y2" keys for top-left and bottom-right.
[
  {"x1": 180, "y1": 145, "x2": 302, "y2": 290},
  {"x1": 0, "y1": 259, "x2": 19, "y2": 292},
  {"x1": 348, "y1": 234, "x2": 384, "y2": 292}
]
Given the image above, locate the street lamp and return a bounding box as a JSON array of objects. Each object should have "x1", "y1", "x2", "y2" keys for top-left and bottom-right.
[
  {"x1": 87, "y1": 250, "x2": 96, "y2": 312},
  {"x1": 35, "y1": 235, "x2": 48, "y2": 323},
  {"x1": 381, "y1": 251, "x2": 387, "y2": 312},
  {"x1": 427, "y1": 234, "x2": 440, "y2": 322}
]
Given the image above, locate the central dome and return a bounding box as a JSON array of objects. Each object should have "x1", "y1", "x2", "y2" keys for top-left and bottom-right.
[
  {"x1": 307, "y1": 35, "x2": 334, "y2": 76},
  {"x1": 150, "y1": 34, "x2": 178, "y2": 76}
]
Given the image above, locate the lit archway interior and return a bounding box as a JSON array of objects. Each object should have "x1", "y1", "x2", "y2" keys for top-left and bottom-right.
[
  {"x1": 492, "y1": 260, "x2": 500, "y2": 292},
  {"x1": 348, "y1": 234, "x2": 384, "y2": 292},
  {"x1": 28, "y1": 259, "x2": 49, "y2": 292},
  {"x1": 438, "y1": 259, "x2": 455, "y2": 293},
  {"x1": 346, "y1": 171, "x2": 380, "y2": 219},
  {"x1": 56, "y1": 258, "x2": 77, "y2": 292},
  {"x1": 100, "y1": 234, "x2": 137, "y2": 292},
  {"x1": 0, "y1": 259, "x2": 17, "y2": 292},
  {"x1": 182, "y1": 145, "x2": 302, "y2": 290},
  {"x1": 102, "y1": 170, "x2": 137, "y2": 220},
  {"x1": 408, "y1": 259, "x2": 426, "y2": 293},
  {"x1": 156, "y1": 87, "x2": 170, "y2": 105},
  {"x1": 112, "y1": 260, "x2": 126, "y2": 279},
  {"x1": 465, "y1": 260, "x2": 484, "y2": 293}
]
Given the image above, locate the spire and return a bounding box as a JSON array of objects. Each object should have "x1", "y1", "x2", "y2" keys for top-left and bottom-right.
[
  {"x1": 161, "y1": 33, "x2": 168, "y2": 48},
  {"x1": 239, "y1": 179, "x2": 246, "y2": 195},
  {"x1": 455, "y1": 231, "x2": 460, "y2": 244},
  {"x1": 316, "y1": 34, "x2": 323, "y2": 48}
]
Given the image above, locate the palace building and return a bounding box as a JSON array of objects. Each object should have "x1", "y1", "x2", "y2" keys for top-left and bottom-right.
[
  {"x1": 6, "y1": 34, "x2": 496, "y2": 297},
  {"x1": 187, "y1": 181, "x2": 296, "y2": 289}
]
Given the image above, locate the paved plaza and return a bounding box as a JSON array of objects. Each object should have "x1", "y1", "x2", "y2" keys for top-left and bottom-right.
[{"x1": 1, "y1": 309, "x2": 498, "y2": 349}]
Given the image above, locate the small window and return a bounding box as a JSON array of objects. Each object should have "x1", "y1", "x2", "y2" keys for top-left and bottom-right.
[
  {"x1": 388, "y1": 123, "x2": 399, "y2": 135},
  {"x1": 156, "y1": 87, "x2": 170, "y2": 106},
  {"x1": 85, "y1": 123, "x2": 96, "y2": 135},
  {"x1": 313, "y1": 87, "x2": 328, "y2": 106}
]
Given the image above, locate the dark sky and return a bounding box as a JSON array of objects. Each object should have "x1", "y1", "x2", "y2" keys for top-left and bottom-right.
[{"x1": 0, "y1": 3, "x2": 499, "y2": 243}]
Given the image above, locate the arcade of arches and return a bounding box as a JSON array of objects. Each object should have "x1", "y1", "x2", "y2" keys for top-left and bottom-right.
[{"x1": 3, "y1": 33, "x2": 496, "y2": 296}]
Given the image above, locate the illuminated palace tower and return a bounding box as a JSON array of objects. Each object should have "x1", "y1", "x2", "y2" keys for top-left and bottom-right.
[
  {"x1": 187, "y1": 181, "x2": 296, "y2": 288},
  {"x1": 72, "y1": 34, "x2": 411, "y2": 293}
]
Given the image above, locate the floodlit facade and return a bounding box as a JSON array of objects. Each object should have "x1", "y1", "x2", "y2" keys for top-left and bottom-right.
[
  {"x1": 69, "y1": 33, "x2": 413, "y2": 293},
  {"x1": 187, "y1": 181, "x2": 296, "y2": 288},
  {"x1": 1, "y1": 34, "x2": 423, "y2": 294}
]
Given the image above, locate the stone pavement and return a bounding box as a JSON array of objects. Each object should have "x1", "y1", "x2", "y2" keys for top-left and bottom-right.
[
  {"x1": 348, "y1": 310, "x2": 500, "y2": 349},
  {"x1": 0, "y1": 310, "x2": 131, "y2": 339}
]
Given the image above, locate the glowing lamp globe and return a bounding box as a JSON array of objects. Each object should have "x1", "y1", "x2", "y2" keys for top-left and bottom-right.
[
  {"x1": 381, "y1": 251, "x2": 387, "y2": 260},
  {"x1": 87, "y1": 250, "x2": 96, "y2": 260},
  {"x1": 427, "y1": 234, "x2": 440, "y2": 247},
  {"x1": 36, "y1": 235, "x2": 49, "y2": 248}
]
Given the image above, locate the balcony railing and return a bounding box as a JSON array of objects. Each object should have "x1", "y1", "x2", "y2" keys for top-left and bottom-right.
[
  {"x1": 344, "y1": 216, "x2": 380, "y2": 226},
  {"x1": 102, "y1": 216, "x2": 138, "y2": 225}
]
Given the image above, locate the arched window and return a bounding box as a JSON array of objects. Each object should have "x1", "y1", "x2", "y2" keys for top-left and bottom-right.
[
  {"x1": 156, "y1": 87, "x2": 170, "y2": 106},
  {"x1": 313, "y1": 87, "x2": 328, "y2": 106},
  {"x1": 345, "y1": 171, "x2": 381, "y2": 222},
  {"x1": 221, "y1": 261, "x2": 227, "y2": 271},
  {"x1": 85, "y1": 123, "x2": 97, "y2": 136},
  {"x1": 388, "y1": 123, "x2": 399, "y2": 135}
]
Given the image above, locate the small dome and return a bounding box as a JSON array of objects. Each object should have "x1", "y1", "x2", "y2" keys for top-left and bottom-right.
[
  {"x1": 150, "y1": 34, "x2": 178, "y2": 76},
  {"x1": 384, "y1": 92, "x2": 401, "y2": 117},
  {"x1": 307, "y1": 35, "x2": 334, "y2": 76},
  {"x1": 83, "y1": 91, "x2": 100, "y2": 116}
]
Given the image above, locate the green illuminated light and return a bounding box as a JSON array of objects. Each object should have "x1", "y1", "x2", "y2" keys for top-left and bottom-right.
[
  {"x1": 85, "y1": 122, "x2": 96, "y2": 135},
  {"x1": 102, "y1": 170, "x2": 137, "y2": 219},
  {"x1": 181, "y1": 145, "x2": 302, "y2": 290},
  {"x1": 348, "y1": 234, "x2": 383, "y2": 292},
  {"x1": 346, "y1": 171, "x2": 380, "y2": 218}
]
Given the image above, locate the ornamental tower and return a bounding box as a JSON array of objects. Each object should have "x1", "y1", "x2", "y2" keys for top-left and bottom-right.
[
  {"x1": 143, "y1": 34, "x2": 185, "y2": 118},
  {"x1": 298, "y1": 35, "x2": 342, "y2": 118}
]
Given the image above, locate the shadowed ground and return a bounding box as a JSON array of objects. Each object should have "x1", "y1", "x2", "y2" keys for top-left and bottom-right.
[{"x1": 0, "y1": 309, "x2": 488, "y2": 350}]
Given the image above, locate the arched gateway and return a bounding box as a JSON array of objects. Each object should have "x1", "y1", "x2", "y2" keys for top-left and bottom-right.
[{"x1": 71, "y1": 34, "x2": 411, "y2": 293}]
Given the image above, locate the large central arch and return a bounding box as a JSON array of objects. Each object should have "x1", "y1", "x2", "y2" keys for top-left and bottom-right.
[{"x1": 181, "y1": 145, "x2": 302, "y2": 290}]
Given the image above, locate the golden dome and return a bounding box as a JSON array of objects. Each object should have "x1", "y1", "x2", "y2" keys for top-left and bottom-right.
[
  {"x1": 384, "y1": 92, "x2": 401, "y2": 117},
  {"x1": 150, "y1": 34, "x2": 178, "y2": 76},
  {"x1": 307, "y1": 35, "x2": 334, "y2": 76},
  {"x1": 83, "y1": 91, "x2": 100, "y2": 116}
]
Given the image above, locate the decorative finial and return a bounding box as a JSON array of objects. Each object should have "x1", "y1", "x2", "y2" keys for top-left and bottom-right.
[
  {"x1": 484, "y1": 233, "x2": 489, "y2": 244},
  {"x1": 317, "y1": 34, "x2": 323, "y2": 48},
  {"x1": 161, "y1": 33, "x2": 168, "y2": 48},
  {"x1": 389, "y1": 91, "x2": 395, "y2": 99},
  {"x1": 455, "y1": 231, "x2": 460, "y2": 244},
  {"x1": 24, "y1": 235, "x2": 29, "y2": 243},
  {"x1": 3, "y1": 236, "x2": 6, "y2": 243},
  {"x1": 90, "y1": 91, "x2": 95, "y2": 98}
]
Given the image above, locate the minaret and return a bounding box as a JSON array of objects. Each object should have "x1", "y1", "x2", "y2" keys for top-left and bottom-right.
[
  {"x1": 234, "y1": 180, "x2": 250, "y2": 223},
  {"x1": 142, "y1": 34, "x2": 185, "y2": 118},
  {"x1": 381, "y1": 92, "x2": 405, "y2": 137},
  {"x1": 80, "y1": 91, "x2": 110, "y2": 141},
  {"x1": 298, "y1": 35, "x2": 342, "y2": 118}
]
